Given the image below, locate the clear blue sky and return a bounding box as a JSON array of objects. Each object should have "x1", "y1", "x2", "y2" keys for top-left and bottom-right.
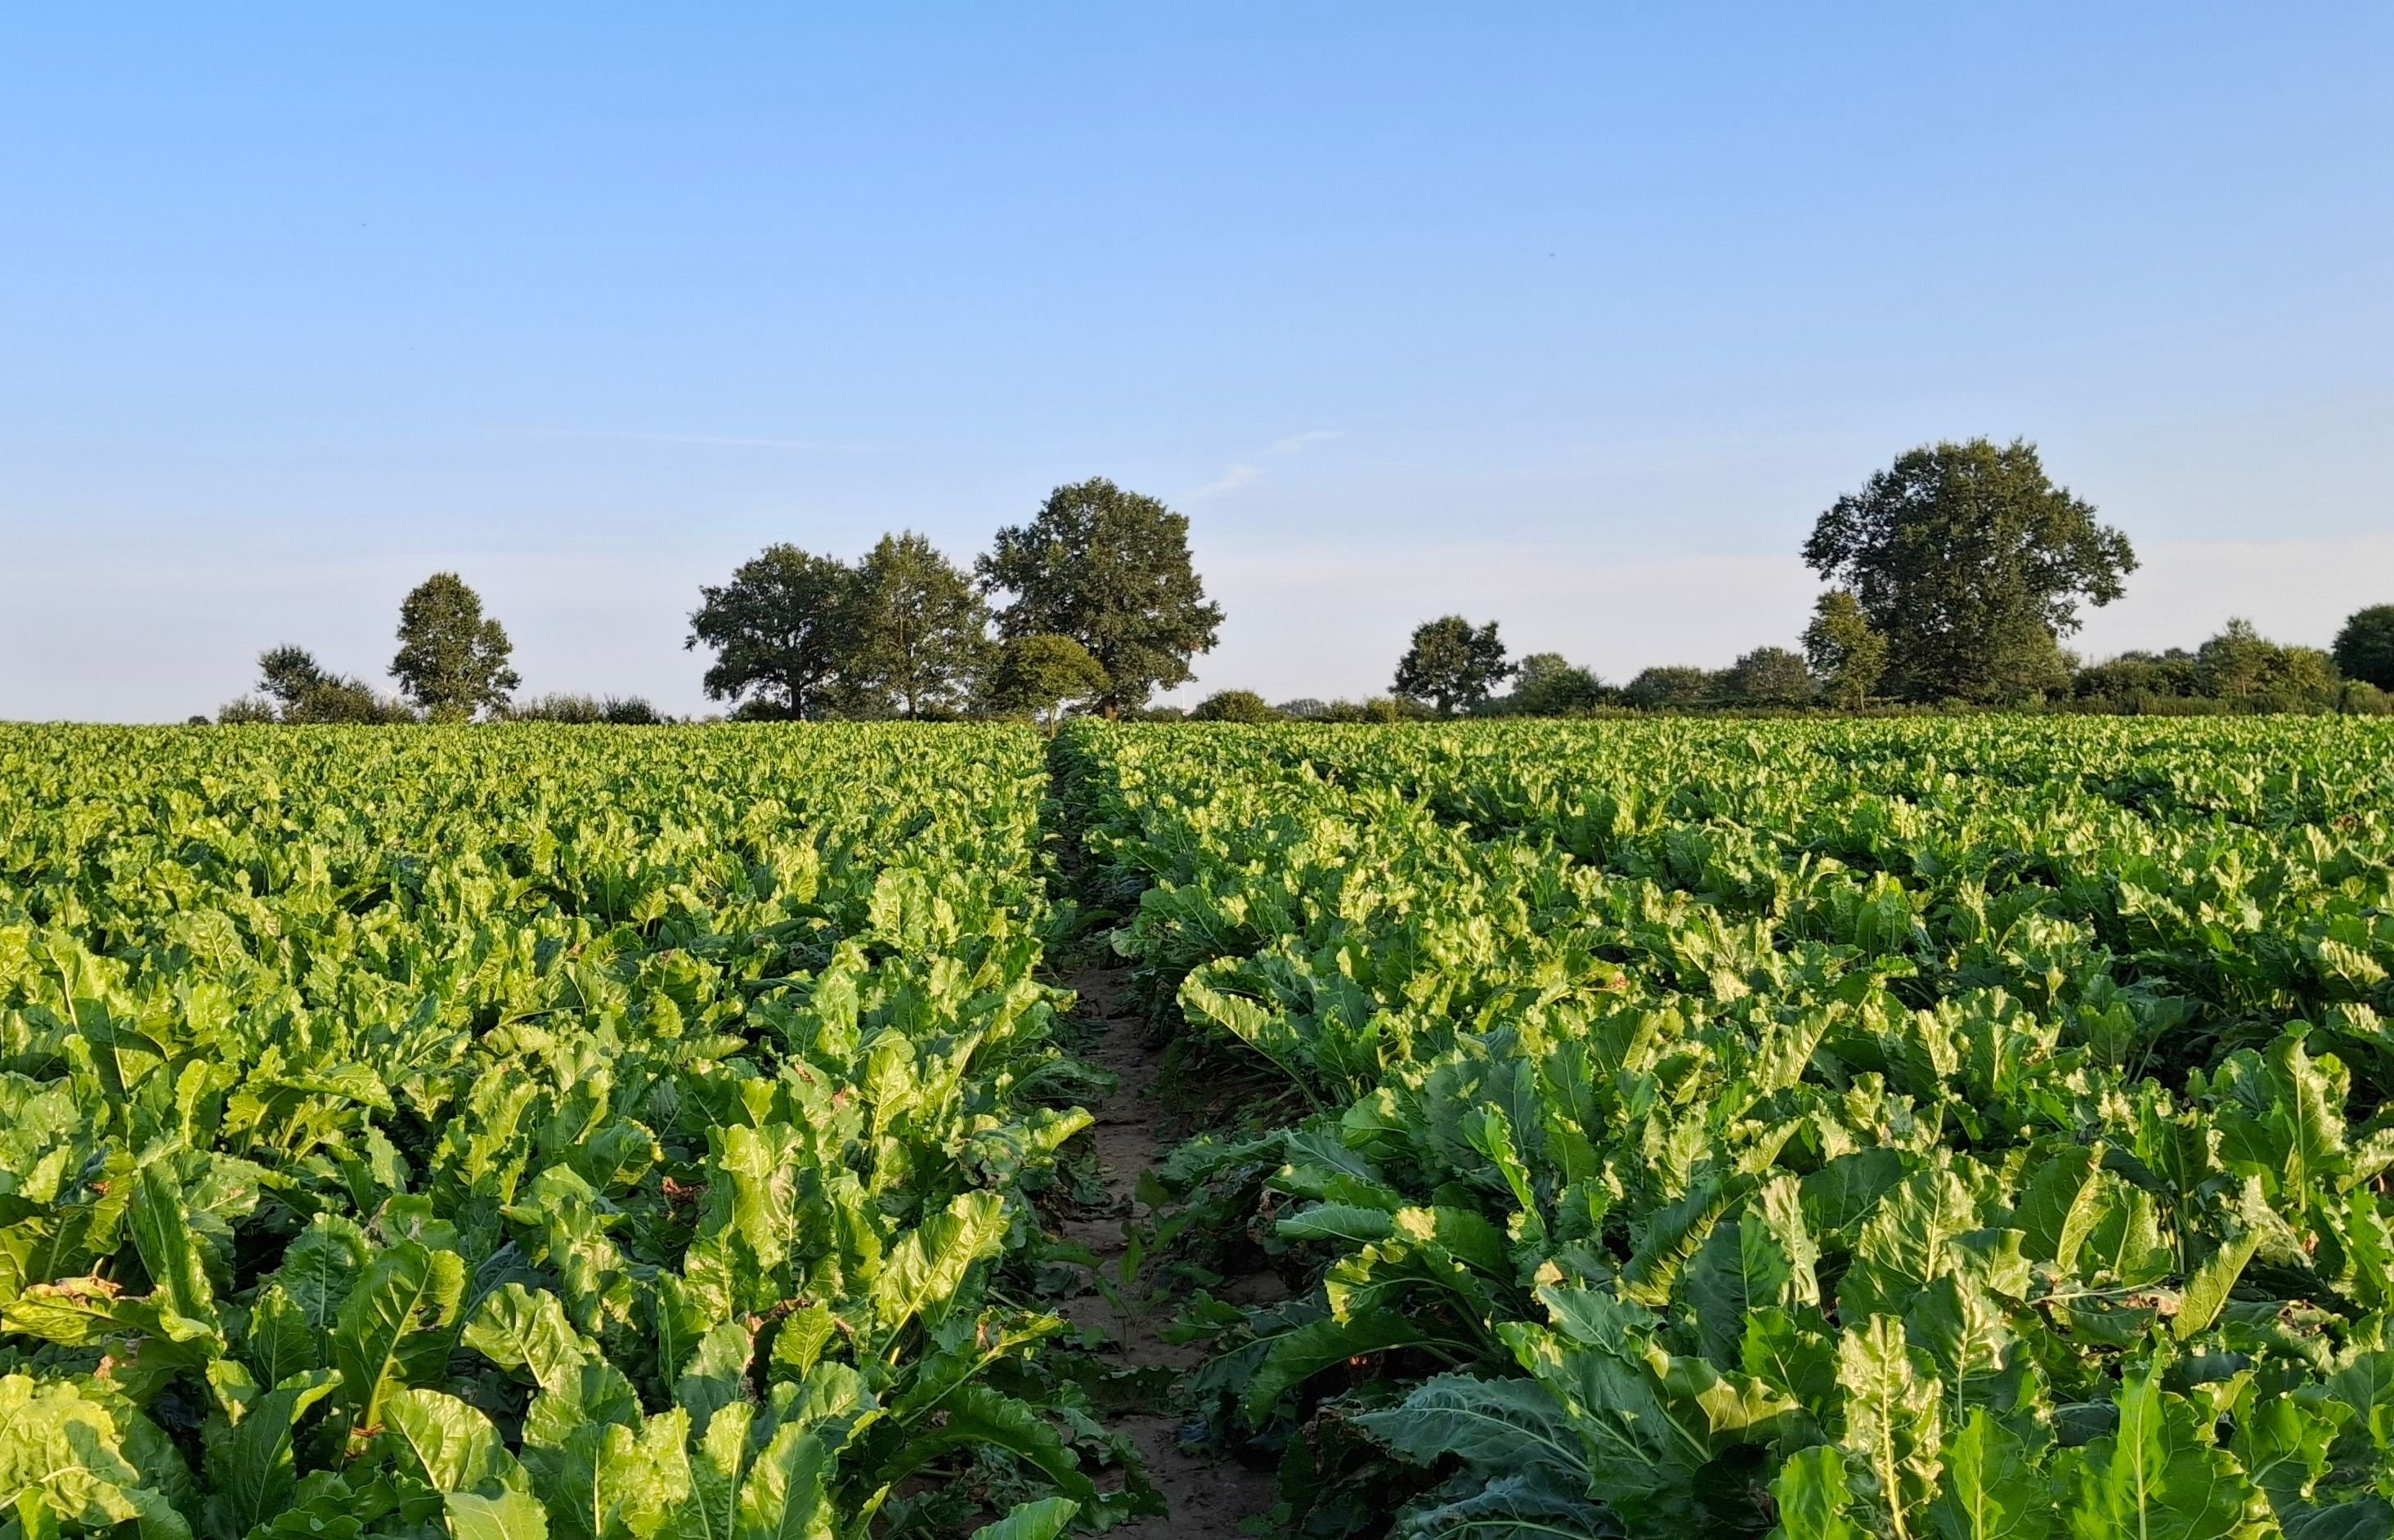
[{"x1": 5, "y1": 5, "x2": 2389, "y2": 719}]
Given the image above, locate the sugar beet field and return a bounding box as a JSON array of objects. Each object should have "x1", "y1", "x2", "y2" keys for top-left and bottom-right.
[{"x1": 4, "y1": 719, "x2": 2394, "y2": 1540}]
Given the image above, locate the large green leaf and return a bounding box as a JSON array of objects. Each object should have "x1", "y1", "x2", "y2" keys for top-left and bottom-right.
[
  {"x1": 1927, "y1": 1408, "x2": 2053, "y2": 1540},
  {"x1": 129, "y1": 1162, "x2": 222, "y2": 1348},
  {"x1": 1356, "y1": 1373, "x2": 1589, "y2": 1488},
  {"x1": 381, "y1": 1388, "x2": 522, "y2": 1495},
  {"x1": 447, "y1": 1489, "x2": 551, "y2": 1540},
  {"x1": 463, "y1": 1283, "x2": 593, "y2": 1395},
  {"x1": 1775, "y1": 1445, "x2": 1864, "y2": 1540},
  {"x1": 1836, "y1": 1315, "x2": 1942, "y2": 1540},
  {"x1": 2058, "y1": 1366, "x2": 2265, "y2": 1540},
  {"x1": 330, "y1": 1240, "x2": 467, "y2": 1434},
  {"x1": 665, "y1": 1402, "x2": 751, "y2": 1540},
  {"x1": 1241, "y1": 1306, "x2": 1437, "y2": 1426},
  {"x1": 729, "y1": 1424, "x2": 832, "y2": 1540},
  {"x1": 202, "y1": 1368, "x2": 342, "y2": 1540},
  {"x1": 0, "y1": 1374, "x2": 188, "y2": 1538},
  {"x1": 869, "y1": 1191, "x2": 1008, "y2": 1342},
  {"x1": 966, "y1": 1498, "x2": 1078, "y2": 1540}
]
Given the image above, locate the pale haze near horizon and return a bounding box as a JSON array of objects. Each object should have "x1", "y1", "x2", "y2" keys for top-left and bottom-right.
[{"x1": 3, "y1": 7, "x2": 2388, "y2": 722}]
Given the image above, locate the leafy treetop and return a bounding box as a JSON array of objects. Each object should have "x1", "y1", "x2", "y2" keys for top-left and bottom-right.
[
  {"x1": 1188, "y1": 689, "x2": 1280, "y2": 723},
  {"x1": 1802, "y1": 438, "x2": 2135, "y2": 702},
  {"x1": 1393, "y1": 616, "x2": 1513, "y2": 715},
  {"x1": 984, "y1": 633, "x2": 1108, "y2": 735},
  {"x1": 979, "y1": 478, "x2": 1222, "y2": 714},
  {"x1": 1801, "y1": 591, "x2": 1888, "y2": 709},
  {"x1": 844, "y1": 531, "x2": 990, "y2": 719},
  {"x1": 2333, "y1": 604, "x2": 2394, "y2": 692},
  {"x1": 685, "y1": 544, "x2": 854, "y2": 719},
  {"x1": 390, "y1": 574, "x2": 519, "y2": 722}
]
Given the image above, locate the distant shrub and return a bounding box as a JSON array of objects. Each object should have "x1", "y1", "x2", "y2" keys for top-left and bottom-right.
[
  {"x1": 216, "y1": 696, "x2": 280, "y2": 725},
  {"x1": 1493, "y1": 654, "x2": 1610, "y2": 716},
  {"x1": 1623, "y1": 666, "x2": 1717, "y2": 709},
  {"x1": 2342, "y1": 681, "x2": 2393, "y2": 715},
  {"x1": 1725, "y1": 647, "x2": 1816, "y2": 705},
  {"x1": 509, "y1": 693, "x2": 669, "y2": 724},
  {"x1": 1189, "y1": 690, "x2": 1280, "y2": 723}
]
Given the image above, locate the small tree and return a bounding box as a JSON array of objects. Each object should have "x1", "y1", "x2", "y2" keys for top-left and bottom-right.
[
  {"x1": 1803, "y1": 439, "x2": 2135, "y2": 701},
  {"x1": 391, "y1": 574, "x2": 518, "y2": 722},
  {"x1": 2194, "y1": 619, "x2": 2278, "y2": 698},
  {"x1": 845, "y1": 531, "x2": 990, "y2": 719},
  {"x1": 1801, "y1": 591, "x2": 1888, "y2": 708},
  {"x1": 1507, "y1": 652, "x2": 1607, "y2": 715},
  {"x1": 986, "y1": 633, "x2": 1108, "y2": 735},
  {"x1": 238, "y1": 645, "x2": 416, "y2": 723},
  {"x1": 1727, "y1": 646, "x2": 1815, "y2": 705},
  {"x1": 2195, "y1": 620, "x2": 2339, "y2": 708},
  {"x1": 1393, "y1": 616, "x2": 1513, "y2": 715},
  {"x1": 980, "y1": 477, "x2": 1223, "y2": 714},
  {"x1": 508, "y1": 693, "x2": 669, "y2": 724},
  {"x1": 686, "y1": 545, "x2": 855, "y2": 719},
  {"x1": 216, "y1": 696, "x2": 279, "y2": 725},
  {"x1": 2333, "y1": 604, "x2": 2394, "y2": 691},
  {"x1": 2074, "y1": 651, "x2": 2198, "y2": 706},
  {"x1": 1188, "y1": 689, "x2": 1280, "y2": 723},
  {"x1": 258, "y1": 645, "x2": 330, "y2": 711}
]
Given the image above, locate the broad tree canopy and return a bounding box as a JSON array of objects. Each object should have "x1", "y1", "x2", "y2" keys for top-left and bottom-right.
[
  {"x1": 844, "y1": 531, "x2": 989, "y2": 719},
  {"x1": 2333, "y1": 605, "x2": 2394, "y2": 691},
  {"x1": 1802, "y1": 439, "x2": 2135, "y2": 702},
  {"x1": 390, "y1": 574, "x2": 518, "y2": 721},
  {"x1": 686, "y1": 544, "x2": 854, "y2": 719},
  {"x1": 1394, "y1": 616, "x2": 1512, "y2": 715},
  {"x1": 979, "y1": 477, "x2": 1222, "y2": 714}
]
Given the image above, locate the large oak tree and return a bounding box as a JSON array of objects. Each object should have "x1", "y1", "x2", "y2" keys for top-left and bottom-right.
[
  {"x1": 390, "y1": 573, "x2": 518, "y2": 722},
  {"x1": 1394, "y1": 615, "x2": 1512, "y2": 715},
  {"x1": 1802, "y1": 439, "x2": 2135, "y2": 702},
  {"x1": 978, "y1": 478, "x2": 1222, "y2": 714},
  {"x1": 844, "y1": 531, "x2": 989, "y2": 719},
  {"x1": 685, "y1": 544, "x2": 854, "y2": 719}
]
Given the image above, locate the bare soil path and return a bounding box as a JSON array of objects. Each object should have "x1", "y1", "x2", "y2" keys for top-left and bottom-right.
[{"x1": 1053, "y1": 961, "x2": 1280, "y2": 1539}]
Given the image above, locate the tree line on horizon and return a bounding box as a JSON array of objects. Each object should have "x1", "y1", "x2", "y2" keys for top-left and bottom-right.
[
  {"x1": 1356, "y1": 439, "x2": 2392, "y2": 723},
  {"x1": 209, "y1": 441, "x2": 2394, "y2": 727}
]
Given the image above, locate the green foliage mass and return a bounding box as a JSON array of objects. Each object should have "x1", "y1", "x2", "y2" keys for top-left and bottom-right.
[
  {"x1": 2334, "y1": 606, "x2": 2394, "y2": 693},
  {"x1": 227, "y1": 647, "x2": 418, "y2": 725},
  {"x1": 390, "y1": 575, "x2": 520, "y2": 723},
  {"x1": 685, "y1": 545, "x2": 856, "y2": 719},
  {"x1": 984, "y1": 635, "x2": 1107, "y2": 734},
  {"x1": 1498, "y1": 654, "x2": 1607, "y2": 717},
  {"x1": 841, "y1": 532, "x2": 991, "y2": 719},
  {"x1": 1804, "y1": 590, "x2": 1889, "y2": 708},
  {"x1": 1624, "y1": 664, "x2": 1719, "y2": 709},
  {"x1": 1068, "y1": 714, "x2": 2394, "y2": 1538},
  {"x1": 1804, "y1": 439, "x2": 2136, "y2": 703},
  {"x1": 0, "y1": 724, "x2": 1151, "y2": 1540},
  {"x1": 1187, "y1": 691, "x2": 1280, "y2": 723},
  {"x1": 1728, "y1": 644, "x2": 1816, "y2": 705},
  {"x1": 978, "y1": 478, "x2": 1223, "y2": 714},
  {"x1": 1393, "y1": 616, "x2": 1513, "y2": 716}
]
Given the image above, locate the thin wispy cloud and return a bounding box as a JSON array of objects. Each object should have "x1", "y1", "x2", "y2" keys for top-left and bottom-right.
[
  {"x1": 1190, "y1": 462, "x2": 1262, "y2": 499},
  {"x1": 1188, "y1": 429, "x2": 1343, "y2": 500}
]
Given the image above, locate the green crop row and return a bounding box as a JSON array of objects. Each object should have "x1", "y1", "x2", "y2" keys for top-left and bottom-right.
[
  {"x1": 0, "y1": 725, "x2": 1141, "y2": 1540},
  {"x1": 1066, "y1": 718, "x2": 2394, "y2": 1540}
]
